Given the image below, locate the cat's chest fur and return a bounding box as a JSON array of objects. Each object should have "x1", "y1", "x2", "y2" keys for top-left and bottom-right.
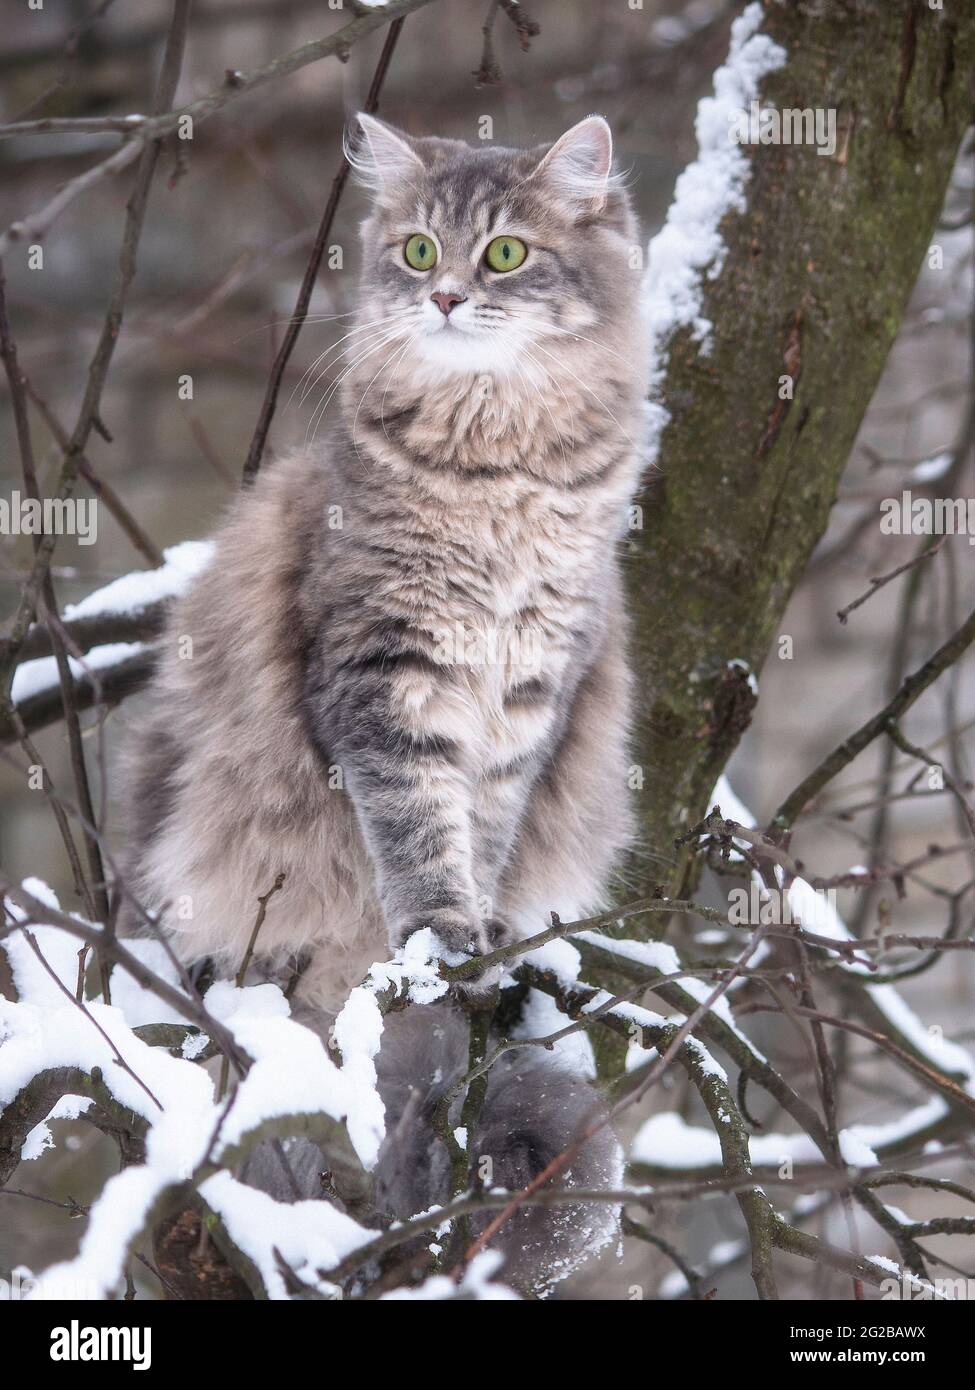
[
  {"x1": 348, "y1": 464, "x2": 615, "y2": 635},
  {"x1": 341, "y1": 383, "x2": 629, "y2": 616},
  {"x1": 325, "y1": 371, "x2": 637, "y2": 712}
]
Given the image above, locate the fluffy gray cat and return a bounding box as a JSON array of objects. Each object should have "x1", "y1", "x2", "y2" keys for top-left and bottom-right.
[{"x1": 120, "y1": 113, "x2": 649, "y2": 1295}]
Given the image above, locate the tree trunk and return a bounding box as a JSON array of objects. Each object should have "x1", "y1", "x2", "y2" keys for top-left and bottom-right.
[{"x1": 625, "y1": 0, "x2": 972, "y2": 901}]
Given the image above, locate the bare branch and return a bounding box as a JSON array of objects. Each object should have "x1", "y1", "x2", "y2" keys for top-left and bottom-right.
[
  {"x1": 0, "y1": 0, "x2": 443, "y2": 257},
  {"x1": 773, "y1": 603, "x2": 975, "y2": 830},
  {"x1": 241, "y1": 14, "x2": 407, "y2": 482}
]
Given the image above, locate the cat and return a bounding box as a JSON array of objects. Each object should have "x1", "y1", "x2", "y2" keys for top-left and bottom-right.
[{"x1": 120, "y1": 113, "x2": 649, "y2": 1295}]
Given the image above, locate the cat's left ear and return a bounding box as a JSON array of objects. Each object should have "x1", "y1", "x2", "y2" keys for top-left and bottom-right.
[{"x1": 533, "y1": 115, "x2": 614, "y2": 214}]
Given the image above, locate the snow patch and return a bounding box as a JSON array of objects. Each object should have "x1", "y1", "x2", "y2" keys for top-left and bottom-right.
[
  {"x1": 380, "y1": 1250, "x2": 520, "y2": 1301},
  {"x1": 12, "y1": 642, "x2": 145, "y2": 706},
  {"x1": 13, "y1": 541, "x2": 213, "y2": 706},
  {"x1": 199, "y1": 1171, "x2": 374, "y2": 1300},
  {"x1": 643, "y1": 3, "x2": 786, "y2": 387},
  {"x1": 632, "y1": 1112, "x2": 876, "y2": 1170},
  {"x1": 63, "y1": 540, "x2": 213, "y2": 621}
]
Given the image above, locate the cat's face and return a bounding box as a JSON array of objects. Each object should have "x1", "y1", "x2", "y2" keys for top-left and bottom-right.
[{"x1": 352, "y1": 115, "x2": 639, "y2": 379}]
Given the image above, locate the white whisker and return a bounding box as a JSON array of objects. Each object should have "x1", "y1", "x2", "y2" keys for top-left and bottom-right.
[
  {"x1": 380, "y1": 332, "x2": 420, "y2": 442},
  {"x1": 232, "y1": 310, "x2": 360, "y2": 345},
  {"x1": 305, "y1": 325, "x2": 412, "y2": 446},
  {"x1": 520, "y1": 347, "x2": 572, "y2": 483},
  {"x1": 293, "y1": 312, "x2": 416, "y2": 409},
  {"x1": 524, "y1": 337, "x2": 638, "y2": 452},
  {"x1": 521, "y1": 345, "x2": 579, "y2": 452},
  {"x1": 507, "y1": 312, "x2": 635, "y2": 369},
  {"x1": 351, "y1": 331, "x2": 418, "y2": 466}
]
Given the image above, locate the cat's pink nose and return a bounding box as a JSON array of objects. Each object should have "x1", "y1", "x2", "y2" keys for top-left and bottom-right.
[{"x1": 431, "y1": 291, "x2": 466, "y2": 317}]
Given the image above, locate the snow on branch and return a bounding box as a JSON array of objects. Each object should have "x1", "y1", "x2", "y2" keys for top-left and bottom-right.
[{"x1": 0, "y1": 879, "x2": 388, "y2": 1299}]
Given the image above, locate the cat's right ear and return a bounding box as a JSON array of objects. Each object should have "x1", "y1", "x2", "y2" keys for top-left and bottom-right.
[{"x1": 347, "y1": 113, "x2": 423, "y2": 199}]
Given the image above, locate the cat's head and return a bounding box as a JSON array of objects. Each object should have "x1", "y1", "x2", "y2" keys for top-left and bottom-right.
[{"x1": 349, "y1": 114, "x2": 641, "y2": 379}]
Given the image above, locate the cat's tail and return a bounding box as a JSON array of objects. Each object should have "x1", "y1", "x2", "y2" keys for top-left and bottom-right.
[
  {"x1": 243, "y1": 1002, "x2": 623, "y2": 1297},
  {"x1": 372, "y1": 1005, "x2": 623, "y2": 1295}
]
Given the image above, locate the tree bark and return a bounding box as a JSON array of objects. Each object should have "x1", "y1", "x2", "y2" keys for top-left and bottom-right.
[{"x1": 625, "y1": 0, "x2": 973, "y2": 901}]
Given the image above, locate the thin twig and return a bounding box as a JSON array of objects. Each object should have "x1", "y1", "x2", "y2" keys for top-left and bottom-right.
[
  {"x1": 17, "y1": 926, "x2": 163, "y2": 1111},
  {"x1": 836, "y1": 535, "x2": 946, "y2": 624},
  {"x1": 241, "y1": 15, "x2": 407, "y2": 482},
  {"x1": 0, "y1": 0, "x2": 440, "y2": 257},
  {"x1": 217, "y1": 872, "x2": 286, "y2": 1099},
  {"x1": 473, "y1": 2, "x2": 502, "y2": 87},
  {"x1": 0, "y1": 0, "x2": 192, "y2": 693},
  {"x1": 497, "y1": 0, "x2": 540, "y2": 50},
  {"x1": 773, "y1": 603, "x2": 975, "y2": 829},
  {"x1": 1, "y1": 879, "x2": 249, "y2": 1077},
  {"x1": 10, "y1": 0, "x2": 120, "y2": 122},
  {"x1": 886, "y1": 720, "x2": 975, "y2": 839},
  {"x1": 22, "y1": 378, "x2": 163, "y2": 567}
]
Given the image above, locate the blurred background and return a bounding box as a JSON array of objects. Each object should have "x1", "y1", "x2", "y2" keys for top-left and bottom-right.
[{"x1": 1, "y1": 0, "x2": 973, "y2": 1299}]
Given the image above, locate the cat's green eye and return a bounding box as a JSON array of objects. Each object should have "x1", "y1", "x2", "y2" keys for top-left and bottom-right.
[
  {"x1": 485, "y1": 235, "x2": 527, "y2": 272},
  {"x1": 404, "y1": 234, "x2": 438, "y2": 271}
]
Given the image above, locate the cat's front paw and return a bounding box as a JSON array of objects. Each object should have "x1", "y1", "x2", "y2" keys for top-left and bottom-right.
[{"x1": 393, "y1": 908, "x2": 512, "y2": 963}]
